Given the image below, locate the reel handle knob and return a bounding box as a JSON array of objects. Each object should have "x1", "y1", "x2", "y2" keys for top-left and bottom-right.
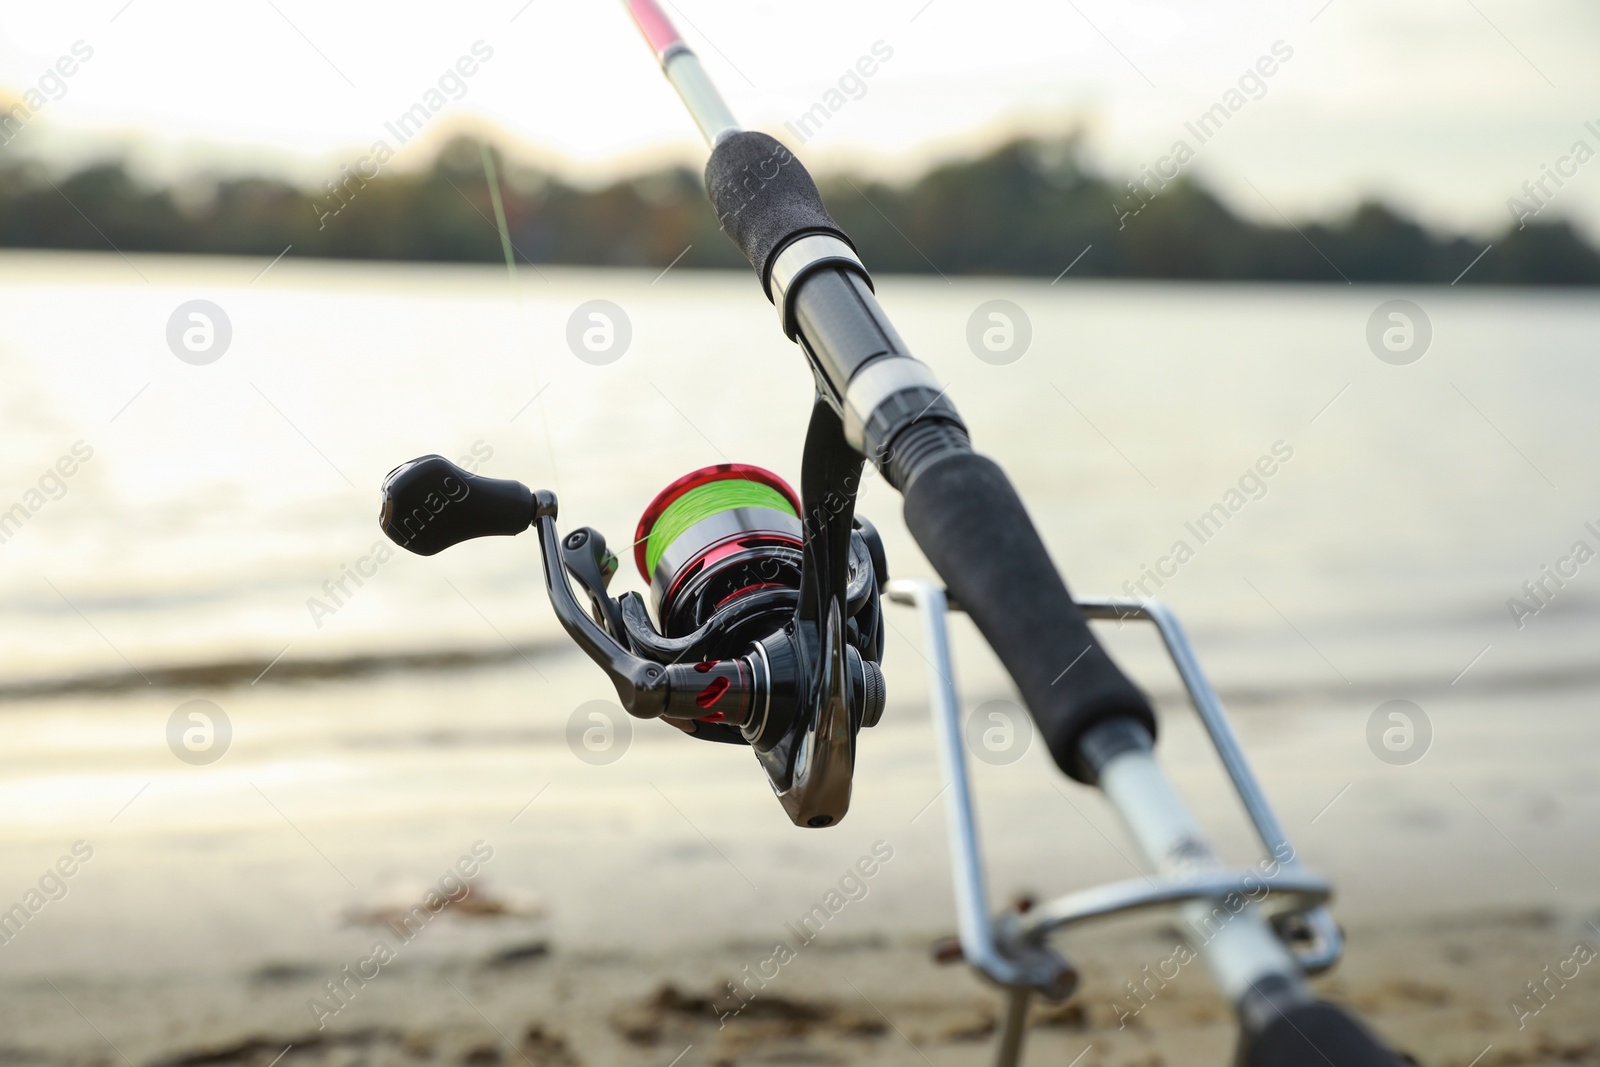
[{"x1": 380, "y1": 455, "x2": 535, "y2": 556}]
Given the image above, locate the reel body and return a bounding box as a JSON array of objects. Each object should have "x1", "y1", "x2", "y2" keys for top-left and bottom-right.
[{"x1": 379, "y1": 403, "x2": 887, "y2": 827}]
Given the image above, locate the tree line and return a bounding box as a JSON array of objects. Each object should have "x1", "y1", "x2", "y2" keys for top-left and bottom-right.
[{"x1": 1, "y1": 135, "x2": 1594, "y2": 284}]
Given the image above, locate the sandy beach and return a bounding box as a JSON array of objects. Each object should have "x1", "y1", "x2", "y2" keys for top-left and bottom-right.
[
  {"x1": 4, "y1": 907, "x2": 1597, "y2": 1066},
  {"x1": 0, "y1": 660, "x2": 1596, "y2": 1067}
]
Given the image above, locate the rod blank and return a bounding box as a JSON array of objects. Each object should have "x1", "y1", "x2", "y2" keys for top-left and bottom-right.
[{"x1": 623, "y1": 0, "x2": 742, "y2": 146}]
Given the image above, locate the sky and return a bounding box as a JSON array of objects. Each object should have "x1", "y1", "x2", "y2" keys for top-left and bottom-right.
[{"x1": 1, "y1": 0, "x2": 1598, "y2": 239}]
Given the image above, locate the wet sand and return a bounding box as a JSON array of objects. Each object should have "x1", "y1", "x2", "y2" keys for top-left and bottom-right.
[
  {"x1": 1, "y1": 663, "x2": 1597, "y2": 1067},
  {"x1": 4, "y1": 909, "x2": 1597, "y2": 1066}
]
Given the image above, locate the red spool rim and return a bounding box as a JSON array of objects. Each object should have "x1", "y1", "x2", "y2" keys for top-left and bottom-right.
[{"x1": 633, "y1": 463, "x2": 802, "y2": 580}]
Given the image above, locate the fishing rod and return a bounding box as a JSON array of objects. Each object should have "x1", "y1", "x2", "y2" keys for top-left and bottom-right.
[{"x1": 374, "y1": 1, "x2": 1412, "y2": 1063}]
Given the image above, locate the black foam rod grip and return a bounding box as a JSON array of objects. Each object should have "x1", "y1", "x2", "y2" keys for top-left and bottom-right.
[
  {"x1": 380, "y1": 455, "x2": 533, "y2": 556},
  {"x1": 704, "y1": 131, "x2": 852, "y2": 294},
  {"x1": 901, "y1": 451, "x2": 1157, "y2": 782}
]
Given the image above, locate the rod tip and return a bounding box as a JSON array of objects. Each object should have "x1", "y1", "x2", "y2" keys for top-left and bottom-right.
[{"x1": 623, "y1": 0, "x2": 685, "y2": 60}]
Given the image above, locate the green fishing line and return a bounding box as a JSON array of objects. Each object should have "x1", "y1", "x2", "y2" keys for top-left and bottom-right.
[{"x1": 645, "y1": 480, "x2": 796, "y2": 576}]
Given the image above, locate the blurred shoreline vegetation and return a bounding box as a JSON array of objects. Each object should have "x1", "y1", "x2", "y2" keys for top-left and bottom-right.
[{"x1": 1, "y1": 134, "x2": 1597, "y2": 283}]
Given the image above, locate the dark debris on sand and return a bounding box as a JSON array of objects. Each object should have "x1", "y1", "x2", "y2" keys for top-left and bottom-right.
[
  {"x1": 610, "y1": 982, "x2": 886, "y2": 1048},
  {"x1": 139, "y1": 1022, "x2": 581, "y2": 1067}
]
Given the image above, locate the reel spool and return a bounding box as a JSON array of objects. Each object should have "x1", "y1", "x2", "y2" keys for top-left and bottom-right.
[{"x1": 634, "y1": 463, "x2": 804, "y2": 642}]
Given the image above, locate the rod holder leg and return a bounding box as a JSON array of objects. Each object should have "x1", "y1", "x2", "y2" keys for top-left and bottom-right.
[{"x1": 995, "y1": 986, "x2": 1032, "y2": 1067}]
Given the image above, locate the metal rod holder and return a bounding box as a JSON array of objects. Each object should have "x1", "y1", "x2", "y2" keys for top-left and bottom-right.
[{"x1": 885, "y1": 581, "x2": 1345, "y2": 1067}]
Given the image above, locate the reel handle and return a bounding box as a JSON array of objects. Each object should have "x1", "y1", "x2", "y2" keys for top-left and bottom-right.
[
  {"x1": 378, "y1": 455, "x2": 666, "y2": 712},
  {"x1": 377, "y1": 455, "x2": 770, "y2": 728},
  {"x1": 379, "y1": 455, "x2": 534, "y2": 556}
]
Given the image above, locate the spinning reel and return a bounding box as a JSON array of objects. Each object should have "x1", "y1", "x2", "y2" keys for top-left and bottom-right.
[{"x1": 379, "y1": 405, "x2": 887, "y2": 827}]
